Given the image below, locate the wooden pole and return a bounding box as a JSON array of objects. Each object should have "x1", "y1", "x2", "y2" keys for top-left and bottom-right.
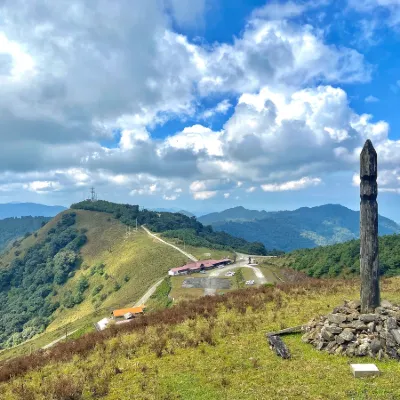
[{"x1": 360, "y1": 139, "x2": 380, "y2": 313}]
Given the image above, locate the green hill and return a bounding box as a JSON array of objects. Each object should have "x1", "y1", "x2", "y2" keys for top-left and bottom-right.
[
  {"x1": 0, "y1": 202, "x2": 245, "y2": 352},
  {"x1": 1, "y1": 277, "x2": 400, "y2": 399},
  {"x1": 273, "y1": 234, "x2": 400, "y2": 278},
  {"x1": 199, "y1": 204, "x2": 400, "y2": 252}
]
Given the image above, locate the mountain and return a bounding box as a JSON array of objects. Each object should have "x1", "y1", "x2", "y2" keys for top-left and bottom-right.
[
  {"x1": 198, "y1": 206, "x2": 269, "y2": 225},
  {"x1": 150, "y1": 208, "x2": 195, "y2": 217},
  {"x1": 199, "y1": 204, "x2": 400, "y2": 252},
  {"x1": 0, "y1": 216, "x2": 51, "y2": 251},
  {"x1": 0, "y1": 203, "x2": 66, "y2": 219}
]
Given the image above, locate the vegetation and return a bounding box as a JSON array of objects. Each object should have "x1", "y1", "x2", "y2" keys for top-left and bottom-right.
[
  {"x1": 0, "y1": 216, "x2": 51, "y2": 251},
  {"x1": 203, "y1": 204, "x2": 400, "y2": 251},
  {"x1": 146, "y1": 277, "x2": 173, "y2": 311},
  {"x1": 71, "y1": 200, "x2": 269, "y2": 255},
  {"x1": 1, "y1": 278, "x2": 400, "y2": 399},
  {"x1": 277, "y1": 234, "x2": 400, "y2": 278},
  {"x1": 0, "y1": 212, "x2": 87, "y2": 348}
]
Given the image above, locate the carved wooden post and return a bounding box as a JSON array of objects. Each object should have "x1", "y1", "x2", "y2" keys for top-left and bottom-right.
[{"x1": 360, "y1": 139, "x2": 380, "y2": 313}]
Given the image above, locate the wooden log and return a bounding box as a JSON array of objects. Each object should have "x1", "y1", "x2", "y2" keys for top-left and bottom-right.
[
  {"x1": 267, "y1": 335, "x2": 291, "y2": 359},
  {"x1": 266, "y1": 325, "x2": 304, "y2": 336},
  {"x1": 360, "y1": 139, "x2": 380, "y2": 313}
]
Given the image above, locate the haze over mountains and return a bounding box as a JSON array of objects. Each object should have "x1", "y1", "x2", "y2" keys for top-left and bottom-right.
[
  {"x1": 0, "y1": 203, "x2": 66, "y2": 219},
  {"x1": 198, "y1": 204, "x2": 400, "y2": 252}
]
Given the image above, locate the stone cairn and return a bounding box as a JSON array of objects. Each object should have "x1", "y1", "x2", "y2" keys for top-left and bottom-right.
[
  {"x1": 301, "y1": 140, "x2": 400, "y2": 359},
  {"x1": 302, "y1": 300, "x2": 400, "y2": 360}
]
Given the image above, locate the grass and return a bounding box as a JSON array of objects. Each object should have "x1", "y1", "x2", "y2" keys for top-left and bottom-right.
[
  {"x1": 2, "y1": 278, "x2": 400, "y2": 399},
  {"x1": 145, "y1": 277, "x2": 173, "y2": 312}
]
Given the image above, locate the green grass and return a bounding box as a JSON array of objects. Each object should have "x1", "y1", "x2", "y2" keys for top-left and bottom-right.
[
  {"x1": 145, "y1": 277, "x2": 173, "y2": 312},
  {"x1": 3, "y1": 278, "x2": 400, "y2": 399}
]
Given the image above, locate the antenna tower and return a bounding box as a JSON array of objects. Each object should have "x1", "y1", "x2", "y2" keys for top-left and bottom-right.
[{"x1": 90, "y1": 187, "x2": 97, "y2": 202}]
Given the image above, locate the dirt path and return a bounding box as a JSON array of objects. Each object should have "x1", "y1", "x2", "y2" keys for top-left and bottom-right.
[
  {"x1": 142, "y1": 226, "x2": 198, "y2": 261},
  {"x1": 42, "y1": 329, "x2": 79, "y2": 350},
  {"x1": 134, "y1": 278, "x2": 164, "y2": 307}
]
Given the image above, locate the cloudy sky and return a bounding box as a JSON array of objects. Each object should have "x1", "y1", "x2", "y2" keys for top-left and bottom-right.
[{"x1": 1, "y1": 0, "x2": 400, "y2": 219}]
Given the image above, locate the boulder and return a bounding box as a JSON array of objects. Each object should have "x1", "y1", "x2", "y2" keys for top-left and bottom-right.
[
  {"x1": 327, "y1": 314, "x2": 347, "y2": 324},
  {"x1": 346, "y1": 300, "x2": 361, "y2": 310},
  {"x1": 348, "y1": 320, "x2": 368, "y2": 331},
  {"x1": 339, "y1": 328, "x2": 355, "y2": 342},
  {"x1": 360, "y1": 314, "x2": 378, "y2": 323},
  {"x1": 391, "y1": 329, "x2": 400, "y2": 345},
  {"x1": 357, "y1": 343, "x2": 370, "y2": 356},
  {"x1": 370, "y1": 339, "x2": 381, "y2": 354},
  {"x1": 385, "y1": 317, "x2": 397, "y2": 331},
  {"x1": 325, "y1": 326, "x2": 342, "y2": 335},
  {"x1": 321, "y1": 327, "x2": 334, "y2": 341}
]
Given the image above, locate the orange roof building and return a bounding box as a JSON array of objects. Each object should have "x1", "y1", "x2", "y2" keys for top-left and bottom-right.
[{"x1": 112, "y1": 306, "x2": 144, "y2": 318}]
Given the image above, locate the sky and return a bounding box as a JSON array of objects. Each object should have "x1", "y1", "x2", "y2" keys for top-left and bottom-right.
[{"x1": 1, "y1": 0, "x2": 400, "y2": 220}]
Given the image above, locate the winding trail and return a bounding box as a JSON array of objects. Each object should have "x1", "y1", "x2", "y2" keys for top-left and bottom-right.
[
  {"x1": 134, "y1": 278, "x2": 164, "y2": 307},
  {"x1": 42, "y1": 329, "x2": 78, "y2": 350},
  {"x1": 142, "y1": 226, "x2": 198, "y2": 261}
]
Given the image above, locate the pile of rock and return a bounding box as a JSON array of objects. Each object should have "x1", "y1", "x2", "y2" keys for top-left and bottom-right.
[{"x1": 302, "y1": 300, "x2": 400, "y2": 359}]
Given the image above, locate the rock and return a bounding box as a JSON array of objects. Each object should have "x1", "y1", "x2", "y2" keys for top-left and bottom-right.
[
  {"x1": 348, "y1": 320, "x2": 368, "y2": 331},
  {"x1": 321, "y1": 327, "x2": 334, "y2": 341},
  {"x1": 326, "y1": 341, "x2": 337, "y2": 353},
  {"x1": 375, "y1": 307, "x2": 387, "y2": 315},
  {"x1": 346, "y1": 300, "x2": 361, "y2": 310},
  {"x1": 325, "y1": 326, "x2": 342, "y2": 335},
  {"x1": 327, "y1": 314, "x2": 347, "y2": 324},
  {"x1": 339, "y1": 328, "x2": 355, "y2": 342},
  {"x1": 367, "y1": 322, "x2": 375, "y2": 332},
  {"x1": 360, "y1": 314, "x2": 378, "y2": 323},
  {"x1": 385, "y1": 317, "x2": 397, "y2": 331},
  {"x1": 346, "y1": 313, "x2": 359, "y2": 322},
  {"x1": 335, "y1": 335, "x2": 345, "y2": 345},
  {"x1": 370, "y1": 339, "x2": 381, "y2": 354},
  {"x1": 316, "y1": 341, "x2": 326, "y2": 351},
  {"x1": 335, "y1": 345, "x2": 344, "y2": 355},
  {"x1": 377, "y1": 349, "x2": 384, "y2": 360},
  {"x1": 391, "y1": 329, "x2": 400, "y2": 345},
  {"x1": 357, "y1": 343, "x2": 370, "y2": 356},
  {"x1": 346, "y1": 347, "x2": 356, "y2": 357}
]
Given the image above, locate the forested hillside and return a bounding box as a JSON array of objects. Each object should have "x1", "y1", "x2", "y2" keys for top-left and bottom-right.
[
  {"x1": 0, "y1": 212, "x2": 87, "y2": 348},
  {"x1": 0, "y1": 216, "x2": 51, "y2": 251},
  {"x1": 279, "y1": 234, "x2": 400, "y2": 278},
  {"x1": 202, "y1": 204, "x2": 400, "y2": 251},
  {"x1": 71, "y1": 200, "x2": 270, "y2": 255}
]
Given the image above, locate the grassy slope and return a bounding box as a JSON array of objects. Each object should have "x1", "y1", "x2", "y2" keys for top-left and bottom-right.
[
  {"x1": 2, "y1": 278, "x2": 400, "y2": 399},
  {"x1": 47, "y1": 210, "x2": 188, "y2": 331},
  {"x1": 0, "y1": 210, "x2": 190, "y2": 360}
]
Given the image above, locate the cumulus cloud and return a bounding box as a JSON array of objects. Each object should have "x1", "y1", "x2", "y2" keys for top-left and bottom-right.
[
  {"x1": 261, "y1": 177, "x2": 322, "y2": 192},
  {"x1": 365, "y1": 95, "x2": 379, "y2": 103},
  {"x1": 0, "y1": 0, "x2": 396, "y2": 205}
]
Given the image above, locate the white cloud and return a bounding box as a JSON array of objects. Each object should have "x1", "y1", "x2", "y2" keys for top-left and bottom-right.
[
  {"x1": 201, "y1": 99, "x2": 232, "y2": 119},
  {"x1": 365, "y1": 95, "x2": 379, "y2": 103},
  {"x1": 246, "y1": 186, "x2": 257, "y2": 193},
  {"x1": 193, "y1": 191, "x2": 217, "y2": 200},
  {"x1": 224, "y1": 193, "x2": 230, "y2": 198},
  {"x1": 261, "y1": 177, "x2": 322, "y2": 192}
]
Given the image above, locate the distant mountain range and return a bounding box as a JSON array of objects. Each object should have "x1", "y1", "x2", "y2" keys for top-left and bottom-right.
[
  {"x1": 198, "y1": 204, "x2": 400, "y2": 252},
  {"x1": 150, "y1": 208, "x2": 195, "y2": 217},
  {"x1": 0, "y1": 203, "x2": 66, "y2": 219}
]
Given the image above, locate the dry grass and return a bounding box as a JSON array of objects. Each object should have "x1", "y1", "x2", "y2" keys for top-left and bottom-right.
[{"x1": 2, "y1": 277, "x2": 400, "y2": 399}]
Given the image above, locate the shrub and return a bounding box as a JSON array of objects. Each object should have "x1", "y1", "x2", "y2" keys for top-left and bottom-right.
[{"x1": 92, "y1": 284, "x2": 104, "y2": 296}]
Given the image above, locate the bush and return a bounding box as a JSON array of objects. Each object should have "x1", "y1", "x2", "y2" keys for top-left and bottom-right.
[{"x1": 92, "y1": 284, "x2": 104, "y2": 296}]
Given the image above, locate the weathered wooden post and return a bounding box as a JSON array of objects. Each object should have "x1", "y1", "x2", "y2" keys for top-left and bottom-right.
[{"x1": 360, "y1": 139, "x2": 380, "y2": 313}]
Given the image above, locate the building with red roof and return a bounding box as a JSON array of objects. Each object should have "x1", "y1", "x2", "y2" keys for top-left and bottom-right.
[{"x1": 168, "y1": 258, "x2": 231, "y2": 276}]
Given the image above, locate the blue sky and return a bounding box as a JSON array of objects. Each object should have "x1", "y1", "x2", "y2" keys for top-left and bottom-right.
[{"x1": 1, "y1": 0, "x2": 400, "y2": 220}]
